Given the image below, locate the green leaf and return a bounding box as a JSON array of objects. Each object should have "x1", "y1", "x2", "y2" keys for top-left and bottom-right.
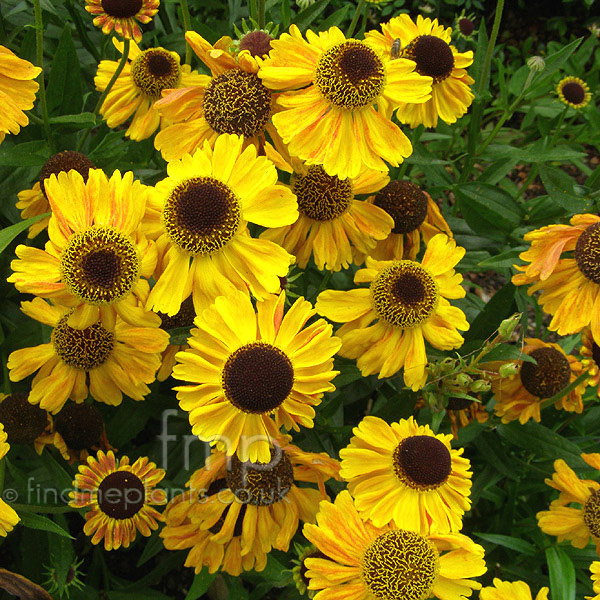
[
  {"x1": 465, "y1": 283, "x2": 517, "y2": 343},
  {"x1": 475, "y1": 532, "x2": 537, "y2": 555},
  {"x1": 19, "y1": 512, "x2": 74, "y2": 539},
  {"x1": 477, "y1": 249, "x2": 524, "y2": 269},
  {"x1": 184, "y1": 569, "x2": 217, "y2": 600},
  {"x1": 546, "y1": 546, "x2": 576, "y2": 600},
  {"x1": 0, "y1": 213, "x2": 50, "y2": 255},
  {"x1": 454, "y1": 183, "x2": 522, "y2": 235},
  {"x1": 320, "y1": 4, "x2": 351, "y2": 29},
  {"x1": 0, "y1": 140, "x2": 48, "y2": 166},
  {"x1": 48, "y1": 113, "x2": 96, "y2": 128},
  {"x1": 479, "y1": 343, "x2": 536, "y2": 364},
  {"x1": 46, "y1": 24, "x2": 83, "y2": 116},
  {"x1": 294, "y1": 0, "x2": 329, "y2": 31},
  {"x1": 280, "y1": 0, "x2": 291, "y2": 29},
  {"x1": 496, "y1": 421, "x2": 585, "y2": 466},
  {"x1": 48, "y1": 514, "x2": 75, "y2": 595},
  {"x1": 539, "y1": 164, "x2": 592, "y2": 212}
]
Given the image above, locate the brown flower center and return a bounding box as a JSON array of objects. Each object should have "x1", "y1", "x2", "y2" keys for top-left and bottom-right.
[
  {"x1": 203, "y1": 69, "x2": 272, "y2": 137},
  {"x1": 52, "y1": 315, "x2": 115, "y2": 371},
  {"x1": 60, "y1": 226, "x2": 139, "y2": 304},
  {"x1": 371, "y1": 261, "x2": 439, "y2": 328},
  {"x1": 55, "y1": 403, "x2": 104, "y2": 450},
  {"x1": 97, "y1": 470, "x2": 146, "y2": 519},
  {"x1": 293, "y1": 165, "x2": 353, "y2": 221},
  {"x1": 315, "y1": 40, "x2": 385, "y2": 109},
  {"x1": 584, "y1": 489, "x2": 600, "y2": 538},
  {"x1": 402, "y1": 35, "x2": 454, "y2": 84},
  {"x1": 131, "y1": 48, "x2": 181, "y2": 98},
  {"x1": 393, "y1": 435, "x2": 452, "y2": 490},
  {"x1": 163, "y1": 177, "x2": 241, "y2": 255},
  {"x1": 39, "y1": 151, "x2": 95, "y2": 198},
  {"x1": 239, "y1": 31, "x2": 273, "y2": 57},
  {"x1": 225, "y1": 449, "x2": 294, "y2": 506},
  {"x1": 458, "y1": 18, "x2": 475, "y2": 36},
  {"x1": 374, "y1": 181, "x2": 429, "y2": 234},
  {"x1": 159, "y1": 295, "x2": 196, "y2": 330},
  {"x1": 519, "y1": 347, "x2": 571, "y2": 398},
  {"x1": 575, "y1": 223, "x2": 600, "y2": 283},
  {"x1": 101, "y1": 0, "x2": 143, "y2": 18},
  {"x1": 361, "y1": 530, "x2": 439, "y2": 600},
  {"x1": 222, "y1": 342, "x2": 294, "y2": 414},
  {"x1": 0, "y1": 393, "x2": 48, "y2": 444},
  {"x1": 562, "y1": 82, "x2": 586, "y2": 105}
]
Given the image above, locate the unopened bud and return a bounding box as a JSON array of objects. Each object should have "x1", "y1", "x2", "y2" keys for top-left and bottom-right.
[
  {"x1": 527, "y1": 56, "x2": 545, "y2": 72},
  {"x1": 499, "y1": 362, "x2": 520, "y2": 378},
  {"x1": 296, "y1": 0, "x2": 315, "y2": 7},
  {"x1": 469, "y1": 379, "x2": 491, "y2": 393},
  {"x1": 498, "y1": 314, "x2": 521, "y2": 340},
  {"x1": 454, "y1": 373, "x2": 472, "y2": 388}
]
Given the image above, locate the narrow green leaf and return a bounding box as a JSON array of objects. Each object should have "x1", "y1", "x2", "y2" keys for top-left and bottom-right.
[
  {"x1": 46, "y1": 24, "x2": 83, "y2": 115},
  {"x1": 546, "y1": 546, "x2": 576, "y2": 600},
  {"x1": 465, "y1": 283, "x2": 517, "y2": 343},
  {"x1": 19, "y1": 512, "x2": 74, "y2": 539},
  {"x1": 185, "y1": 569, "x2": 217, "y2": 600},
  {"x1": 477, "y1": 249, "x2": 524, "y2": 269},
  {"x1": 0, "y1": 213, "x2": 50, "y2": 255},
  {"x1": 294, "y1": 0, "x2": 329, "y2": 31},
  {"x1": 280, "y1": 0, "x2": 291, "y2": 29},
  {"x1": 479, "y1": 343, "x2": 537, "y2": 364},
  {"x1": 539, "y1": 164, "x2": 592, "y2": 212},
  {"x1": 48, "y1": 112, "x2": 96, "y2": 127},
  {"x1": 0, "y1": 141, "x2": 49, "y2": 167},
  {"x1": 475, "y1": 532, "x2": 537, "y2": 555}
]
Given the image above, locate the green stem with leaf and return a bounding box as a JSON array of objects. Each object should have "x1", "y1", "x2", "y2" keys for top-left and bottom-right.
[
  {"x1": 76, "y1": 38, "x2": 131, "y2": 152},
  {"x1": 32, "y1": 0, "x2": 55, "y2": 154},
  {"x1": 180, "y1": 0, "x2": 192, "y2": 64},
  {"x1": 346, "y1": 0, "x2": 366, "y2": 38},
  {"x1": 257, "y1": 0, "x2": 266, "y2": 29},
  {"x1": 460, "y1": 0, "x2": 505, "y2": 183}
]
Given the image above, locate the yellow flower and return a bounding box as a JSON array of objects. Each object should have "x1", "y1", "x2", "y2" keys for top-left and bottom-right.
[
  {"x1": 557, "y1": 76, "x2": 592, "y2": 109},
  {"x1": 353, "y1": 179, "x2": 453, "y2": 264},
  {"x1": 480, "y1": 579, "x2": 549, "y2": 600},
  {"x1": 490, "y1": 338, "x2": 587, "y2": 424},
  {"x1": 161, "y1": 439, "x2": 340, "y2": 575},
  {"x1": 0, "y1": 424, "x2": 20, "y2": 537},
  {"x1": 512, "y1": 214, "x2": 600, "y2": 343},
  {"x1": 7, "y1": 297, "x2": 169, "y2": 414},
  {"x1": 84, "y1": 0, "x2": 159, "y2": 43},
  {"x1": 0, "y1": 45, "x2": 41, "y2": 144},
  {"x1": 260, "y1": 146, "x2": 394, "y2": 271},
  {"x1": 316, "y1": 234, "x2": 468, "y2": 390},
  {"x1": 303, "y1": 490, "x2": 486, "y2": 600},
  {"x1": 580, "y1": 327, "x2": 600, "y2": 394},
  {"x1": 340, "y1": 416, "x2": 471, "y2": 534},
  {"x1": 258, "y1": 25, "x2": 433, "y2": 179},
  {"x1": 154, "y1": 32, "x2": 274, "y2": 162},
  {"x1": 292, "y1": 544, "x2": 322, "y2": 598},
  {"x1": 95, "y1": 39, "x2": 205, "y2": 141},
  {"x1": 537, "y1": 453, "x2": 600, "y2": 554},
  {"x1": 588, "y1": 561, "x2": 600, "y2": 600},
  {"x1": 69, "y1": 450, "x2": 166, "y2": 551},
  {"x1": 16, "y1": 151, "x2": 96, "y2": 238},
  {"x1": 8, "y1": 168, "x2": 159, "y2": 330},
  {"x1": 365, "y1": 14, "x2": 475, "y2": 128},
  {"x1": 172, "y1": 290, "x2": 340, "y2": 462},
  {"x1": 145, "y1": 133, "x2": 298, "y2": 316}
]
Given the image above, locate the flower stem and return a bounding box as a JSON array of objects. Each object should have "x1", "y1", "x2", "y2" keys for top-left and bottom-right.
[
  {"x1": 32, "y1": 0, "x2": 55, "y2": 155},
  {"x1": 180, "y1": 0, "x2": 192, "y2": 65},
  {"x1": 76, "y1": 38, "x2": 131, "y2": 152},
  {"x1": 460, "y1": 0, "x2": 504, "y2": 183},
  {"x1": 346, "y1": 0, "x2": 366, "y2": 38},
  {"x1": 257, "y1": 0, "x2": 266, "y2": 29}
]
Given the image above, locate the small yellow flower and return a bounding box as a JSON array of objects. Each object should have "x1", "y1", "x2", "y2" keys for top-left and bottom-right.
[
  {"x1": 480, "y1": 578, "x2": 549, "y2": 600},
  {"x1": 84, "y1": 0, "x2": 159, "y2": 43},
  {"x1": 69, "y1": 450, "x2": 166, "y2": 551},
  {"x1": 557, "y1": 76, "x2": 592, "y2": 109}
]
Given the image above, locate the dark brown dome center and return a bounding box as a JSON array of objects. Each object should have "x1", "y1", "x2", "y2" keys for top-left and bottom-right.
[
  {"x1": 0, "y1": 393, "x2": 48, "y2": 444},
  {"x1": 222, "y1": 342, "x2": 294, "y2": 414},
  {"x1": 404, "y1": 35, "x2": 454, "y2": 83},
  {"x1": 562, "y1": 82, "x2": 585, "y2": 105},
  {"x1": 225, "y1": 450, "x2": 294, "y2": 506},
  {"x1": 55, "y1": 403, "x2": 104, "y2": 450},
  {"x1": 519, "y1": 347, "x2": 571, "y2": 398},
  {"x1": 239, "y1": 30, "x2": 273, "y2": 57},
  {"x1": 393, "y1": 435, "x2": 452, "y2": 489},
  {"x1": 39, "y1": 151, "x2": 95, "y2": 198},
  {"x1": 575, "y1": 223, "x2": 600, "y2": 283},
  {"x1": 97, "y1": 470, "x2": 146, "y2": 519},
  {"x1": 584, "y1": 489, "x2": 600, "y2": 538},
  {"x1": 101, "y1": 0, "x2": 143, "y2": 18},
  {"x1": 373, "y1": 180, "x2": 429, "y2": 234}
]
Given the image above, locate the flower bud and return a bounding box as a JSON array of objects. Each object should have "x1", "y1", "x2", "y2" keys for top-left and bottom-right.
[
  {"x1": 498, "y1": 314, "x2": 521, "y2": 340},
  {"x1": 527, "y1": 56, "x2": 545, "y2": 73},
  {"x1": 469, "y1": 379, "x2": 491, "y2": 393},
  {"x1": 499, "y1": 362, "x2": 520, "y2": 378}
]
